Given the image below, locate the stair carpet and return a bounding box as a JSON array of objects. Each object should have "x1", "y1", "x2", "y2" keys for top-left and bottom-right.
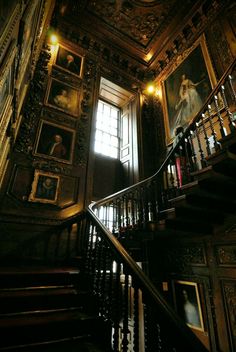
[{"x1": 0, "y1": 266, "x2": 110, "y2": 351}]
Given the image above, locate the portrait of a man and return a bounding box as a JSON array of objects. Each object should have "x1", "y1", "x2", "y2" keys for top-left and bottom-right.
[
  {"x1": 34, "y1": 120, "x2": 75, "y2": 164},
  {"x1": 28, "y1": 170, "x2": 60, "y2": 204},
  {"x1": 46, "y1": 78, "x2": 78, "y2": 117},
  {"x1": 55, "y1": 45, "x2": 83, "y2": 77}
]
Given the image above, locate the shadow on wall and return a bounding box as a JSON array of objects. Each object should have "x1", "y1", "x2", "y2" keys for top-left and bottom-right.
[{"x1": 93, "y1": 154, "x2": 124, "y2": 199}]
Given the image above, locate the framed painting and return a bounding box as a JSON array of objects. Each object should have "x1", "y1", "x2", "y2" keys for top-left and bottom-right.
[
  {"x1": 54, "y1": 44, "x2": 83, "y2": 78},
  {"x1": 28, "y1": 170, "x2": 60, "y2": 204},
  {"x1": 34, "y1": 120, "x2": 75, "y2": 164},
  {"x1": 45, "y1": 77, "x2": 79, "y2": 117},
  {"x1": 162, "y1": 34, "x2": 217, "y2": 145},
  {"x1": 173, "y1": 280, "x2": 204, "y2": 331}
]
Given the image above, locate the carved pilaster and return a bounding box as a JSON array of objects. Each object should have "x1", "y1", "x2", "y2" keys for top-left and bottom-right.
[
  {"x1": 222, "y1": 281, "x2": 236, "y2": 338},
  {"x1": 216, "y1": 245, "x2": 236, "y2": 266},
  {"x1": 15, "y1": 46, "x2": 51, "y2": 156},
  {"x1": 74, "y1": 57, "x2": 97, "y2": 167}
]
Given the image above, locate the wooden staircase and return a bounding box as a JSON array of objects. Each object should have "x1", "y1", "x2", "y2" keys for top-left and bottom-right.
[
  {"x1": 157, "y1": 142, "x2": 236, "y2": 238},
  {"x1": 0, "y1": 265, "x2": 112, "y2": 351}
]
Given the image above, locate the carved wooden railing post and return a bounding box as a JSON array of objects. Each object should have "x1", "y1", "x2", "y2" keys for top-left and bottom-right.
[
  {"x1": 207, "y1": 104, "x2": 221, "y2": 152},
  {"x1": 214, "y1": 94, "x2": 226, "y2": 138},
  {"x1": 221, "y1": 84, "x2": 236, "y2": 132},
  {"x1": 201, "y1": 113, "x2": 211, "y2": 156}
]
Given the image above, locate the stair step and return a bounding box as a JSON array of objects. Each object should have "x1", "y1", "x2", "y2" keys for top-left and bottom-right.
[
  {"x1": 0, "y1": 336, "x2": 108, "y2": 352},
  {"x1": 0, "y1": 285, "x2": 88, "y2": 314},
  {"x1": 206, "y1": 149, "x2": 236, "y2": 178},
  {"x1": 0, "y1": 266, "x2": 80, "y2": 289},
  {"x1": 169, "y1": 191, "x2": 236, "y2": 214},
  {"x1": 0, "y1": 307, "x2": 100, "y2": 348}
]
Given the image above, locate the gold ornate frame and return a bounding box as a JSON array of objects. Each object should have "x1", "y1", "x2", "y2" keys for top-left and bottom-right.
[
  {"x1": 28, "y1": 170, "x2": 60, "y2": 204},
  {"x1": 172, "y1": 280, "x2": 204, "y2": 332},
  {"x1": 54, "y1": 43, "x2": 84, "y2": 78},
  {"x1": 45, "y1": 77, "x2": 79, "y2": 117},
  {"x1": 34, "y1": 119, "x2": 75, "y2": 164},
  {"x1": 161, "y1": 34, "x2": 217, "y2": 145}
]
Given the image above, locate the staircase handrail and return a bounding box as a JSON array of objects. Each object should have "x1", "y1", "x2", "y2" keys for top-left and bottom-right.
[
  {"x1": 90, "y1": 57, "x2": 236, "y2": 209},
  {"x1": 86, "y1": 204, "x2": 207, "y2": 351}
]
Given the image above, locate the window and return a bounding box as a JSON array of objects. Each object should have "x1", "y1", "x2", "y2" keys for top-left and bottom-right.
[{"x1": 94, "y1": 100, "x2": 120, "y2": 159}]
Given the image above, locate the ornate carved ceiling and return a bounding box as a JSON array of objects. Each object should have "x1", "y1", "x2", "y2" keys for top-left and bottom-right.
[
  {"x1": 54, "y1": 0, "x2": 223, "y2": 82},
  {"x1": 59, "y1": 0, "x2": 200, "y2": 66}
]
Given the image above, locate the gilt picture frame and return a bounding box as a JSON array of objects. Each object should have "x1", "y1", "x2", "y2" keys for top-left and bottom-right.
[
  {"x1": 54, "y1": 44, "x2": 83, "y2": 78},
  {"x1": 28, "y1": 170, "x2": 60, "y2": 204},
  {"x1": 162, "y1": 34, "x2": 217, "y2": 145},
  {"x1": 45, "y1": 77, "x2": 79, "y2": 117},
  {"x1": 34, "y1": 120, "x2": 75, "y2": 164},
  {"x1": 173, "y1": 280, "x2": 204, "y2": 332}
]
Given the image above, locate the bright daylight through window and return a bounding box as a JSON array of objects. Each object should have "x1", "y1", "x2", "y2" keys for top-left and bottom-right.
[{"x1": 94, "y1": 100, "x2": 120, "y2": 158}]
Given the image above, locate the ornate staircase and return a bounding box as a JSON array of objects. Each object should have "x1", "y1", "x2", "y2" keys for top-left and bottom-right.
[{"x1": 0, "y1": 59, "x2": 235, "y2": 351}]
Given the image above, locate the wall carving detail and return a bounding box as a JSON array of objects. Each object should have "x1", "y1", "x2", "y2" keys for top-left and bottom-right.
[
  {"x1": 32, "y1": 160, "x2": 72, "y2": 176},
  {"x1": 74, "y1": 57, "x2": 97, "y2": 166},
  {"x1": 222, "y1": 281, "x2": 236, "y2": 337},
  {"x1": 208, "y1": 20, "x2": 234, "y2": 72},
  {"x1": 15, "y1": 46, "x2": 51, "y2": 155},
  {"x1": 216, "y1": 245, "x2": 236, "y2": 266},
  {"x1": 166, "y1": 245, "x2": 206, "y2": 273}
]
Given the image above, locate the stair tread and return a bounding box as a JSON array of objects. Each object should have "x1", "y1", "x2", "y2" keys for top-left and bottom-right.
[
  {"x1": 0, "y1": 307, "x2": 96, "y2": 327},
  {"x1": 0, "y1": 266, "x2": 80, "y2": 275},
  {"x1": 0, "y1": 336, "x2": 108, "y2": 352},
  {"x1": 0, "y1": 287, "x2": 78, "y2": 299}
]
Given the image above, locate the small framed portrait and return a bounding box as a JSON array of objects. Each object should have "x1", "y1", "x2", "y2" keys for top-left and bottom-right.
[
  {"x1": 162, "y1": 34, "x2": 217, "y2": 145},
  {"x1": 172, "y1": 280, "x2": 204, "y2": 331},
  {"x1": 45, "y1": 78, "x2": 79, "y2": 117},
  {"x1": 55, "y1": 44, "x2": 83, "y2": 78},
  {"x1": 28, "y1": 170, "x2": 60, "y2": 204},
  {"x1": 34, "y1": 120, "x2": 75, "y2": 164}
]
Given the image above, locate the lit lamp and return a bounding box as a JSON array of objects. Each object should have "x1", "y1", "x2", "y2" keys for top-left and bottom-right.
[
  {"x1": 147, "y1": 83, "x2": 155, "y2": 94},
  {"x1": 144, "y1": 82, "x2": 161, "y2": 99},
  {"x1": 50, "y1": 34, "x2": 58, "y2": 45},
  {"x1": 48, "y1": 31, "x2": 59, "y2": 58}
]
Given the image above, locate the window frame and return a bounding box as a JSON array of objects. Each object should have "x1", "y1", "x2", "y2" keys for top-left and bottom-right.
[{"x1": 94, "y1": 98, "x2": 121, "y2": 159}]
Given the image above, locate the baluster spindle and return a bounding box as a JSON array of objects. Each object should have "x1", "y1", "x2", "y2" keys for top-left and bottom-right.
[
  {"x1": 228, "y1": 74, "x2": 236, "y2": 102},
  {"x1": 201, "y1": 113, "x2": 211, "y2": 156},
  {"x1": 125, "y1": 196, "x2": 129, "y2": 228},
  {"x1": 189, "y1": 130, "x2": 198, "y2": 170},
  {"x1": 221, "y1": 85, "x2": 235, "y2": 132},
  {"x1": 133, "y1": 285, "x2": 140, "y2": 352},
  {"x1": 112, "y1": 262, "x2": 121, "y2": 352},
  {"x1": 207, "y1": 104, "x2": 221, "y2": 152},
  {"x1": 94, "y1": 232, "x2": 101, "y2": 296},
  {"x1": 121, "y1": 272, "x2": 130, "y2": 352},
  {"x1": 195, "y1": 122, "x2": 207, "y2": 168},
  {"x1": 214, "y1": 94, "x2": 226, "y2": 138},
  {"x1": 130, "y1": 192, "x2": 136, "y2": 228},
  {"x1": 117, "y1": 198, "x2": 122, "y2": 232},
  {"x1": 178, "y1": 144, "x2": 185, "y2": 186},
  {"x1": 184, "y1": 138, "x2": 191, "y2": 182},
  {"x1": 169, "y1": 162, "x2": 175, "y2": 190}
]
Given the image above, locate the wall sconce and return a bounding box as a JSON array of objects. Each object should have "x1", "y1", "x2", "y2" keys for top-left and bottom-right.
[
  {"x1": 49, "y1": 34, "x2": 58, "y2": 45},
  {"x1": 144, "y1": 82, "x2": 162, "y2": 99}
]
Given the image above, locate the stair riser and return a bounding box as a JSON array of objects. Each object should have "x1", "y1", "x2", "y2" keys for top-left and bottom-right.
[
  {"x1": 0, "y1": 318, "x2": 99, "y2": 348},
  {"x1": 0, "y1": 293, "x2": 87, "y2": 313}
]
